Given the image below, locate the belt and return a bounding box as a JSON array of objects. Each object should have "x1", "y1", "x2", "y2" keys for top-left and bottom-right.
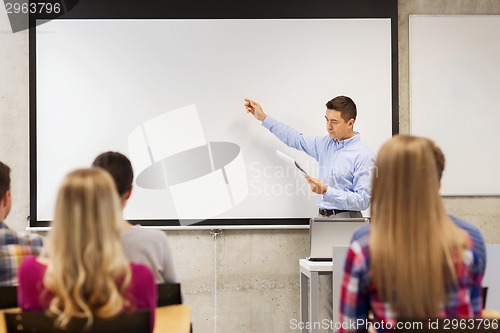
[{"x1": 318, "y1": 208, "x2": 357, "y2": 217}]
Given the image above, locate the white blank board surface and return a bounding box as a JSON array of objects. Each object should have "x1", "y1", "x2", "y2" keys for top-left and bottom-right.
[{"x1": 410, "y1": 15, "x2": 500, "y2": 196}]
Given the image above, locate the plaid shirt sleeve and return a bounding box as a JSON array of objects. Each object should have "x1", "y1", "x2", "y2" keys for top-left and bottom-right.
[
  {"x1": 444, "y1": 241, "x2": 484, "y2": 318},
  {"x1": 464, "y1": 232, "x2": 486, "y2": 316},
  {"x1": 0, "y1": 227, "x2": 44, "y2": 286},
  {"x1": 339, "y1": 240, "x2": 371, "y2": 333},
  {"x1": 467, "y1": 241, "x2": 484, "y2": 317},
  {"x1": 449, "y1": 217, "x2": 486, "y2": 316},
  {"x1": 469, "y1": 262, "x2": 484, "y2": 316}
]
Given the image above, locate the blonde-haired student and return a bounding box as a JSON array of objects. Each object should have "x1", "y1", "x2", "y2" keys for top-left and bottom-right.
[
  {"x1": 17, "y1": 168, "x2": 156, "y2": 330},
  {"x1": 339, "y1": 135, "x2": 483, "y2": 333}
]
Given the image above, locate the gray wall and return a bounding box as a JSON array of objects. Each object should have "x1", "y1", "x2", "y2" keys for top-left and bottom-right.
[{"x1": 1, "y1": 1, "x2": 499, "y2": 332}]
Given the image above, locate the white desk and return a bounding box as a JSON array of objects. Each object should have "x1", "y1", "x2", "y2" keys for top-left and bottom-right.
[{"x1": 299, "y1": 259, "x2": 333, "y2": 333}]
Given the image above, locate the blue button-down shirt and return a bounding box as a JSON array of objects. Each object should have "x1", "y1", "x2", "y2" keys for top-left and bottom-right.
[{"x1": 262, "y1": 116, "x2": 375, "y2": 211}]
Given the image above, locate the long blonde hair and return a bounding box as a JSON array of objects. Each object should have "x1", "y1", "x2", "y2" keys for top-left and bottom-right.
[
  {"x1": 369, "y1": 136, "x2": 469, "y2": 318},
  {"x1": 44, "y1": 168, "x2": 132, "y2": 328}
]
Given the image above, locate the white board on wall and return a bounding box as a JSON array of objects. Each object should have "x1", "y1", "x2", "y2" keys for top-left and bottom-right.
[{"x1": 409, "y1": 15, "x2": 500, "y2": 196}]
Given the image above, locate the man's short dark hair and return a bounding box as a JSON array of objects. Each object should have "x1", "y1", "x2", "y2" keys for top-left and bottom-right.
[
  {"x1": 325, "y1": 96, "x2": 357, "y2": 122},
  {"x1": 92, "y1": 152, "x2": 133, "y2": 197},
  {"x1": 0, "y1": 161, "x2": 11, "y2": 201}
]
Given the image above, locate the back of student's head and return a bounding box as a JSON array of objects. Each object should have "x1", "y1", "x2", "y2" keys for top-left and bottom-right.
[
  {"x1": 370, "y1": 135, "x2": 442, "y2": 215},
  {"x1": 92, "y1": 152, "x2": 133, "y2": 197},
  {"x1": 0, "y1": 161, "x2": 11, "y2": 201},
  {"x1": 428, "y1": 139, "x2": 445, "y2": 181},
  {"x1": 369, "y1": 135, "x2": 468, "y2": 318},
  {"x1": 45, "y1": 168, "x2": 131, "y2": 328}
]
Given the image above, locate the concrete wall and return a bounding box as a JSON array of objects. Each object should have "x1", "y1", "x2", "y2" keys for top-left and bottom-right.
[
  {"x1": 397, "y1": 0, "x2": 500, "y2": 246},
  {"x1": 1, "y1": 1, "x2": 499, "y2": 332}
]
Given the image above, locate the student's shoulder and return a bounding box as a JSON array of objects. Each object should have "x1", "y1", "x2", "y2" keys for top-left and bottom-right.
[
  {"x1": 351, "y1": 224, "x2": 371, "y2": 245},
  {"x1": 19, "y1": 255, "x2": 39, "y2": 267},
  {"x1": 130, "y1": 262, "x2": 155, "y2": 283},
  {"x1": 0, "y1": 228, "x2": 44, "y2": 247},
  {"x1": 23, "y1": 233, "x2": 44, "y2": 246},
  {"x1": 122, "y1": 227, "x2": 171, "y2": 257},
  {"x1": 345, "y1": 225, "x2": 371, "y2": 270},
  {"x1": 449, "y1": 215, "x2": 483, "y2": 240},
  {"x1": 124, "y1": 226, "x2": 169, "y2": 241},
  {"x1": 18, "y1": 256, "x2": 46, "y2": 278}
]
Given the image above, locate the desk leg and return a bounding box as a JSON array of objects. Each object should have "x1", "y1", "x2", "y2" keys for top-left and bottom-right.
[
  {"x1": 332, "y1": 272, "x2": 339, "y2": 330},
  {"x1": 300, "y1": 272, "x2": 308, "y2": 333},
  {"x1": 310, "y1": 271, "x2": 319, "y2": 333}
]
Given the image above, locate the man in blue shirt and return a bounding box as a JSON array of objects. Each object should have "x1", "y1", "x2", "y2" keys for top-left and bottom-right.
[
  {"x1": 244, "y1": 96, "x2": 375, "y2": 218},
  {"x1": 245, "y1": 96, "x2": 375, "y2": 324}
]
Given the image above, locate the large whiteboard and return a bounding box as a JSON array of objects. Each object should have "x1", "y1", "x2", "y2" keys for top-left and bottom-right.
[{"x1": 410, "y1": 15, "x2": 500, "y2": 196}]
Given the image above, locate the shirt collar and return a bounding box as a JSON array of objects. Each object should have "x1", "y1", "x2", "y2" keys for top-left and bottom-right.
[
  {"x1": 334, "y1": 131, "x2": 360, "y2": 148},
  {"x1": 0, "y1": 221, "x2": 9, "y2": 230}
]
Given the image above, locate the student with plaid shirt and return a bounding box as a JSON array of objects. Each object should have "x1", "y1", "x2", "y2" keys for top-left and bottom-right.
[
  {"x1": 339, "y1": 136, "x2": 484, "y2": 333},
  {"x1": 0, "y1": 161, "x2": 43, "y2": 286}
]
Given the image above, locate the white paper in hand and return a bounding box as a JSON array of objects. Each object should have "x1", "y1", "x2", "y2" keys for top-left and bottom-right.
[{"x1": 276, "y1": 150, "x2": 309, "y2": 176}]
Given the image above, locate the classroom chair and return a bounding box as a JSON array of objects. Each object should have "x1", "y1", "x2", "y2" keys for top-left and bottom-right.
[
  {"x1": 157, "y1": 283, "x2": 182, "y2": 307},
  {"x1": 0, "y1": 287, "x2": 17, "y2": 310}
]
